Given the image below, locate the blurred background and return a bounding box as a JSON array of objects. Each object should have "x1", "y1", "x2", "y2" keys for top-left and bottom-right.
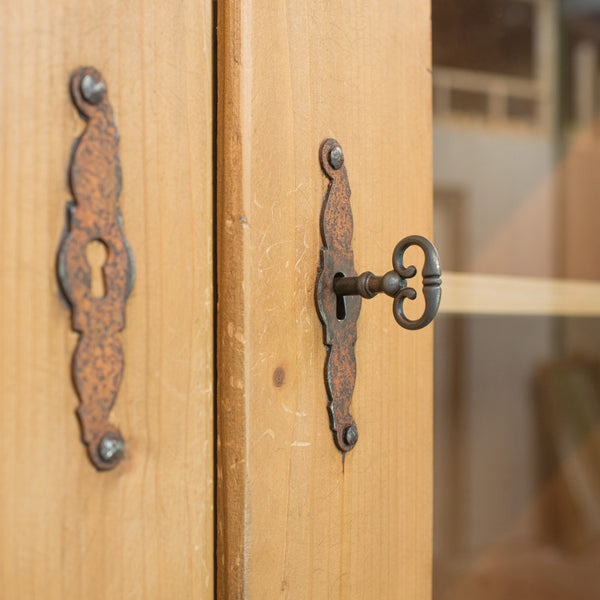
[{"x1": 432, "y1": 1, "x2": 600, "y2": 598}]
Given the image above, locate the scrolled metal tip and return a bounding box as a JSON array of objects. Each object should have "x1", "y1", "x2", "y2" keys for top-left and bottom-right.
[{"x1": 400, "y1": 287, "x2": 417, "y2": 301}]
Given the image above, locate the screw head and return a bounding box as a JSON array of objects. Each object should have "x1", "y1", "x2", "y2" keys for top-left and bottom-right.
[
  {"x1": 98, "y1": 433, "x2": 125, "y2": 464},
  {"x1": 343, "y1": 424, "x2": 358, "y2": 447},
  {"x1": 80, "y1": 73, "x2": 106, "y2": 105},
  {"x1": 329, "y1": 146, "x2": 344, "y2": 170}
]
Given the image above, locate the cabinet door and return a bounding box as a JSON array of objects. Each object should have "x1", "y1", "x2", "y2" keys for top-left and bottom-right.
[
  {"x1": 217, "y1": 2, "x2": 434, "y2": 598},
  {"x1": 0, "y1": 2, "x2": 214, "y2": 598}
]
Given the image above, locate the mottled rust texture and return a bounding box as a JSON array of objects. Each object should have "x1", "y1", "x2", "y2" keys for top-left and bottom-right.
[
  {"x1": 316, "y1": 139, "x2": 361, "y2": 453},
  {"x1": 58, "y1": 67, "x2": 134, "y2": 470}
]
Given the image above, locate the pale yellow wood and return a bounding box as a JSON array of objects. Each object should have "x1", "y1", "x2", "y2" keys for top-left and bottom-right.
[
  {"x1": 0, "y1": 1, "x2": 214, "y2": 598},
  {"x1": 442, "y1": 272, "x2": 600, "y2": 316},
  {"x1": 217, "y1": 1, "x2": 433, "y2": 598}
]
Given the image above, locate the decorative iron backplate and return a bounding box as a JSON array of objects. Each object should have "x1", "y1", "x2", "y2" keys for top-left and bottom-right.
[
  {"x1": 316, "y1": 138, "x2": 442, "y2": 454},
  {"x1": 315, "y1": 139, "x2": 361, "y2": 453},
  {"x1": 57, "y1": 67, "x2": 134, "y2": 470}
]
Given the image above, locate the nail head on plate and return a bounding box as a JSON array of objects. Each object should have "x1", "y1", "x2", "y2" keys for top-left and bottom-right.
[
  {"x1": 98, "y1": 432, "x2": 125, "y2": 464},
  {"x1": 329, "y1": 146, "x2": 344, "y2": 170},
  {"x1": 80, "y1": 73, "x2": 106, "y2": 105},
  {"x1": 343, "y1": 424, "x2": 358, "y2": 447}
]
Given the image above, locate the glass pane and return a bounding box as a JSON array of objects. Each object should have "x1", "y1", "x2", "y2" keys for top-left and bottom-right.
[
  {"x1": 432, "y1": 0, "x2": 600, "y2": 280},
  {"x1": 434, "y1": 315, "x2": 600, "y2": 599},
  {"x1": 433, "y1": 1, "x2": 600, "y2": 598}
]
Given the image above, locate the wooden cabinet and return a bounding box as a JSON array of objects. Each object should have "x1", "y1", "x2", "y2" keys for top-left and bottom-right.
[
  {"x1": 0, "y1": 1, "x2": 433, "y2": 598},
  {"x1": 0, "y1": 2, "x2": 214, "y2": 597},
  {"x1": 217, "y1": 3, "x2": 433, "y2": 598}
]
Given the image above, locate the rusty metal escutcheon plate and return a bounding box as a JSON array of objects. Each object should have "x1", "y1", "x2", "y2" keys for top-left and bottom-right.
[
  {"x1": 316, "y1": 139, "x2": 442, "y2": 455},
  {"x1": 315, "y1": 138, "x2": 361, "y2": 453},
  {"x1": 57, "y1": 67, "x2": 135, "y2": 470}
]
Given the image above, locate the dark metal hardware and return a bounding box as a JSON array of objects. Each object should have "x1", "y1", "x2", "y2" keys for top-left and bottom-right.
[
  {"x1": 333, "y1": 236, "x2": 441, "y2": 330},
  {"x1": 315, "y1": 138, "x2": 442, "y2": 453},
  {"x1": 57, "y1": 67, "x2": 135, "y2": 471}
]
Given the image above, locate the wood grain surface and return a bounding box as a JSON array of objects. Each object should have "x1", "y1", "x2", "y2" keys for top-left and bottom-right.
[
  {"x1": 0, "y1": 1, "x2": 214, "y2": 598},
  {"x1": 217, "y1": 1, "x2": 434, "y2": 598},
  {"x1": 442, "y1": 272, "x2": 600, "y2": 316}
]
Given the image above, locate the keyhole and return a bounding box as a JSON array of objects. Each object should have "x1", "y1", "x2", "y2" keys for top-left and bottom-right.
[
  {"x1": 86, "y1": 239, "x2": 109, "y2": 298},
  {"x1": 334, "y1": 272, "x2": 346, "y2": 320}
]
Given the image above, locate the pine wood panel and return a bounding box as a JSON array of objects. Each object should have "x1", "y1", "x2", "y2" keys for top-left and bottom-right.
[
  {"x1": 0, "y1": 1, "x2": 213, "y2": 598},
  {"x1": 217, "y1": 1, "x2": 433, "y2": 597}
]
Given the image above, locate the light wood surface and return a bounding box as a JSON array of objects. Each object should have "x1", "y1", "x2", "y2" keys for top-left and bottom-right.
[
  {"x1": 441, "y1": 272, "x2": 600, "y2": 316},
  {"x1": 217, "y1": 1, "x2": 433, "y2": 597},
  {"x1": 0, "y1": 2, "x2": 214, "y2": 598}
]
